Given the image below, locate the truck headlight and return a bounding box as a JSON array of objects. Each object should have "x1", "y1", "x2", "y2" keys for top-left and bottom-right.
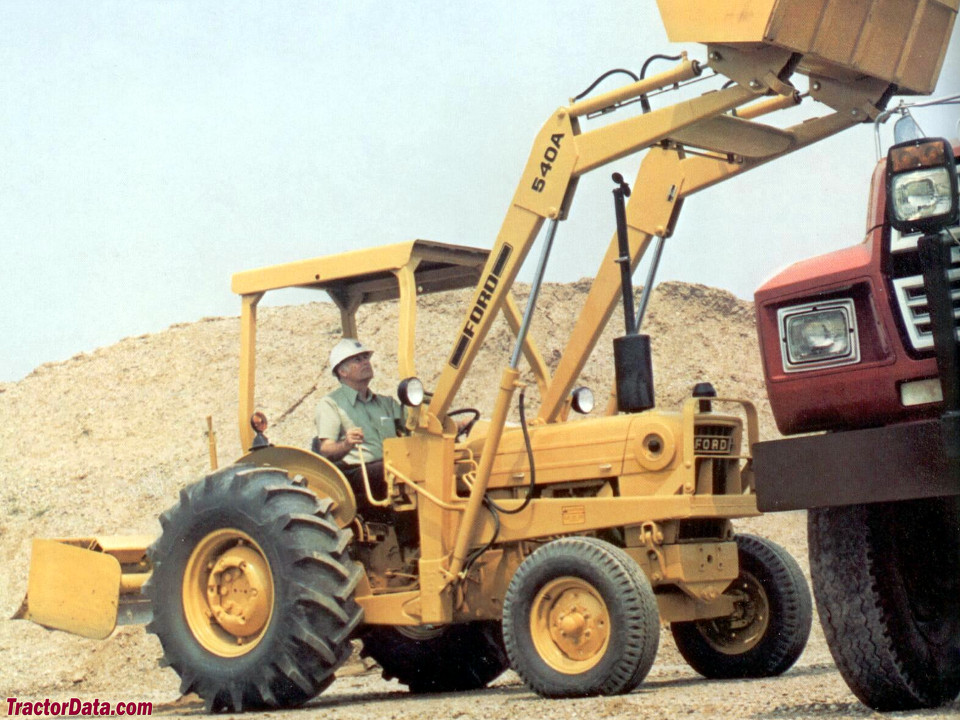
[
  {"x1": 886, "y1": 137, "x2": 959, "y2": 234},
  {"x1": 777, "y1": 299, "x2": 860, "y2": 373},
  {"x1": 890, "y1": 168, "x2": 955, "y2": 224}
]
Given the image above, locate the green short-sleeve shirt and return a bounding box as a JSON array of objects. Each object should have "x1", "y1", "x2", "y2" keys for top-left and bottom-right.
[{"x1": 315, "y1": 384, "x2": 404, "y2": 465}]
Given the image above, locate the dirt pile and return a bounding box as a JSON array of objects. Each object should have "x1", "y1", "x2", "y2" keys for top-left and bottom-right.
[{"x1": 0, "y1": 280, "x2": 804, "y2": 706}]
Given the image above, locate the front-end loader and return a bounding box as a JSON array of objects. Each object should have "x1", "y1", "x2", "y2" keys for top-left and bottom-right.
[{"x1": 16, "y1": 0, "x2": 957, "y2": 711}]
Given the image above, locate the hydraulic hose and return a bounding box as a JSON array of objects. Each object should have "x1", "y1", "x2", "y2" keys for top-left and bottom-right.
[
  {"x1": 639, "y1": 53, "x2": 683, "y2": 113},
  {"x1": 462, "y1": 388, "x2": 538, "y2": 574},
  {"x1": 573, "y1": 68, "x2": 640, "y2": 102},
  {"x1": 487, "y1": 388, "x2": 537, "y2": 515}
]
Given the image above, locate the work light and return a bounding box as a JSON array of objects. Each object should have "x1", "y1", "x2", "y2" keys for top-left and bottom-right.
[
  {"x1": 397, "y1": 377, "x2": 425, "y2": 407},
  {"x1": 570, "y1": 387, "x2": 595, "y2": 414}
]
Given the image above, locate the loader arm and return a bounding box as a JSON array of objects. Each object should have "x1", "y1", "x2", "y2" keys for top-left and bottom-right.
[
  {"x1": 538, "y1": 74, "x2": 891, "y2": 423},
  {"x1": 425, "y1": 58, "x2": 763, "y2": 424},
  {"x1": 425, "y1": 46, "x2": 892, "y2": 427}
]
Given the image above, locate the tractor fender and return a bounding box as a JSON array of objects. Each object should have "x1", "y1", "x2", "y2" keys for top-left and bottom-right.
[{"x1": 235, "y1": 445, "x2": 357, "y2": 527}]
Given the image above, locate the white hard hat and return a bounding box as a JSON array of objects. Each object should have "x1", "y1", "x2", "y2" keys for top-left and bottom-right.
[{"x1": 329, "y1": 338, "x2": 373, "y2": 376}]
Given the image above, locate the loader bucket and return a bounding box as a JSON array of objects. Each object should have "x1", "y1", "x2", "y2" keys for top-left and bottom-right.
[
  {"x1": 14, "y1": 536, "x2": 154, "y2": 640},
  {"x1": 656, "y1": 0, "x2": 957, "y2": 94}
]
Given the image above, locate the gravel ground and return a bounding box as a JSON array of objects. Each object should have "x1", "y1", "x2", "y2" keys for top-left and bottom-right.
[{"x1": 2, "y1": 616, "x2": 958, "y2": 720}]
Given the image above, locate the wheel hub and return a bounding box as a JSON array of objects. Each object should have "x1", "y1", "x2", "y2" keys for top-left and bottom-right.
[
  {"x1": 532, "y1": 577, "x2": 610, "y2": 672},
  {"x1": 206, "y1": 545, "x2": 272, "y2": 638},
  {"x1": 697, "y1": 570, "x2": 769, "y2": 655},
  {"x1": 182, "y1": 529, "x2": 275, "y2": 657}
]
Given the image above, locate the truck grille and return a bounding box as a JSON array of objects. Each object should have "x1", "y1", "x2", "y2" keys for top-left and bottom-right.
[{"x1": 890, "y1": 234, "x2": 960, "y2": 351}]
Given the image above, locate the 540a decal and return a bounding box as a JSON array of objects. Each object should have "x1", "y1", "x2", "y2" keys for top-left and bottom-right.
[{"x1": 530, "y1": 133, "x2": 565, "y2": 193}]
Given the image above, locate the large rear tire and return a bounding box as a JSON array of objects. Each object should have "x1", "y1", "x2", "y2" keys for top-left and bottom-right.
[
  {"x1": 502, "y1": 536, "x2": 659, "y2": 698},
  {"x1": 809, "y1": 498, "x2": 960, "y2": 711},
  {"x1": 360, "y1": 621, "x2": 508, "y2": 693},
  {"x1": 671, "y1": 534, "x2": 811, "y2": 679},
  {"x1": 145, "y1": 466, "x2": 364, "y2": 712}
]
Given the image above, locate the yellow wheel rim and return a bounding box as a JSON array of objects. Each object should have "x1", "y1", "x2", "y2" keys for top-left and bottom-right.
[
  {"x1": 696, "y1": 570, "x2": 770, "y2": 655},
  {"x1": 530, "y1": 576, "x2": 610, "y2": 674},
  {"x1": 182, "y1": 528, "x2": 275, "y2": 658}
]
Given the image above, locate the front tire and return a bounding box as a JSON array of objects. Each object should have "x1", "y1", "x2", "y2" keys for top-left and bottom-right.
[
  {"x1": 809, "y1": 498, "x2": 960, "y2": 711},
  {"x1": 145, "y1": 466, "x2": 364, "y2": 712},
  {"x1": 502, "y1": 537, "x2": 659, "y2": 698},
  {"x1": 671, "y1": 534, "x2": 811, "y2": 679},
  {"x1": 360, "y1": 621, "x2": 508, "y2": 693}
]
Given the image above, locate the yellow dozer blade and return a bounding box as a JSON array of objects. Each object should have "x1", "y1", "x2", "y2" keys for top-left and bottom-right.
[{"x1": 14, "y1": 536, "x2": 154, "y2": 640}]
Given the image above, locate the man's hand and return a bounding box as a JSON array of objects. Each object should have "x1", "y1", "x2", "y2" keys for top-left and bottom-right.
[{"x1": 318, "y1": 427, "x2": 365, "y2": 462}]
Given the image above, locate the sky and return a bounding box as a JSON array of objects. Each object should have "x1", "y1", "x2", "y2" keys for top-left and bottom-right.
[{"x1": 2, "y1": 2, "x2": 959, "y2": 382}]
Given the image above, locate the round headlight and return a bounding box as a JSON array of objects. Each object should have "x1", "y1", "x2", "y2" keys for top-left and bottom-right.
[
  {"x1": 397, "y1": 377, "x2": 425, "y2": 407},
  {"x1": 570, "y1": 386, "x2": 595, "y2": 414}
]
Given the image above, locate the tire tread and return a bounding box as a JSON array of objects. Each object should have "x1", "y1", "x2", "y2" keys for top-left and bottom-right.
[
  {"x1": 809, "y1": 503, "x2": 960, "y2": 710},
  {"x1": 360, "y1": 621, "x2": 508, "y2": 693}
]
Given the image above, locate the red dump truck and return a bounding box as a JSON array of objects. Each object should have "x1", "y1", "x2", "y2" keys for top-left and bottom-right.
[{"x1": 753, "y1": 101, "x2": 960, "y2": 711}]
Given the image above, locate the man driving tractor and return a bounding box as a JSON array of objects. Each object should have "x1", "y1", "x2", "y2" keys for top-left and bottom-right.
[{"x1": 315, "y1": 338, "x2": 404, "y2": 521}]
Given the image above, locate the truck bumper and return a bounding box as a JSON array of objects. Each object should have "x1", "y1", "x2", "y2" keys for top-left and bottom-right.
[{"x1": 754, "y1": 418, "x2": 960, "y2": 512}]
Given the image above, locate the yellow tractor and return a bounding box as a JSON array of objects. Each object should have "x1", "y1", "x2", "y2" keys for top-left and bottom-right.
[{"x1": 16, "y1": 0, "x2": 956, "y2": 712}]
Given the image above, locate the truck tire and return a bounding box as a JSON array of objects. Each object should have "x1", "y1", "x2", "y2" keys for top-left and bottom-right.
[
  {"x1": 145, "y1": 466, "x2": 364, "y2": 712},
  {"x1": 671, "y1": 534, "x2": 811, "y2": 679},
  {"x1": 502, "y1": 536, "x2": 659, "y2": 697},
  {"x1": 808, "y1": 498, "x2": 960, "y2": 711},
  {"x1": 359, "y1": 621, "x2": 508, "y2": 693}
]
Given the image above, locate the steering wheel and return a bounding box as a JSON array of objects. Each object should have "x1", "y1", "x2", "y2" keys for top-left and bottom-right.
[{"x1": 447, "y1": 408, "x2": 481, "y2": 439}]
